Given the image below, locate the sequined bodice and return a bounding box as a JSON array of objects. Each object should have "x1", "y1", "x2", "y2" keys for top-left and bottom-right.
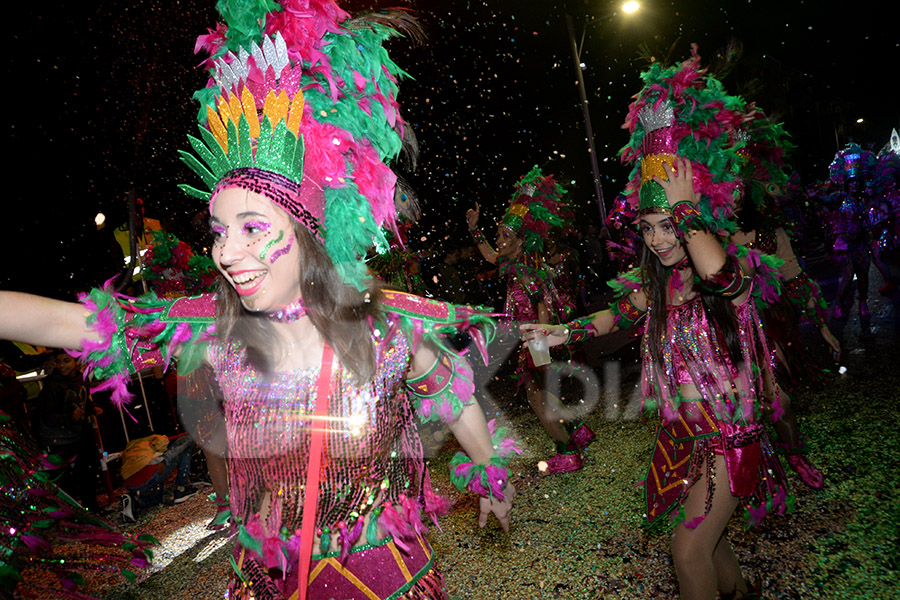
[
  {"x1": 641, "y1": 289, "x2": 770, "y2": 424},
  {"x1": 209, "y1": 324, "x2": 423, "y2": 534}
]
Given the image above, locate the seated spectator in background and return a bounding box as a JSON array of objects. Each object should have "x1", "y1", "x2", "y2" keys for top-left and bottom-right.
[
  {"x1": 119, "y1": 433, "x2": 196, "y2": 522},
  {"x1": 0, "y1": 358, "x2": 29, "y2": 430},
  {"x1": 36, "y1": 350, "x2": 102, "y2": 511}
]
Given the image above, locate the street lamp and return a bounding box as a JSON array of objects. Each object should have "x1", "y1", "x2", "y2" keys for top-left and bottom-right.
[{"x1": 565, "y1": 3, "x2": 640, "y2": 228}]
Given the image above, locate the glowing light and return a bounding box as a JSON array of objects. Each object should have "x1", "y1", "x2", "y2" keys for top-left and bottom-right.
[
  {"x1": 838, "y1": 366, "x2": 848, "y2": 375},
  {"x1": 537, "y1": 460, "x2": 548, "y2": 473},
  {"x1": 856, "y1": 118, "x2": 864, "y2": 123},
  {"x1": 95, "y1": 212, "x2": 106, "y2": 227},
  {"x1": 622, "y1": 1, "x2": 640, "y2": 14}
]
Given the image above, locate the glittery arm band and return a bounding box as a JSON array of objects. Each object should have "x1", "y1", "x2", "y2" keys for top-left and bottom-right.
[
  {"x1": 609, "y1": 294, "x2": 647, "y2": 330},
  {"x1": 562, "y1": 314, "x2": 598, "y2": 344},
  {"x1": 783, "y1": 272, "x2": 829, "y2": 328},
  {"x1": 448, "y1": 420, "x2": 521, "y2": 501},
  {"x1": 698, "y1": 255, "x2": 749, "y2": 298},
  {"x1": 70, "y1": 283, "x2": 216, "y2": 406},
  {"x1": 408, "y1": 351, "x2": 476, "y2": 424}
]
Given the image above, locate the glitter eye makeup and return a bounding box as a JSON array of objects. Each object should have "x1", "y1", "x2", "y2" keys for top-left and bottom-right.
[
  {"x1": 259, "y1": 230, "x2": 285, "y2": 261},
  {"x1": 268, "y1": 232, "x2": 295, "y2": 264},
  {"x1": 210, "y1": 224, "x2": 228, "y2": 242},
  {"x1": 243, "y1": 221, "x2": 272, "y2": 235}
]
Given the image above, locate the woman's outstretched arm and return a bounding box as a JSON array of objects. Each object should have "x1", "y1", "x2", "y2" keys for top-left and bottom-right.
[
  {"x1": 521, "y1": 287, "x2": 648, "y2": 347},
  {"x1": 0, "y1": 291, "x2": 97, "y2": 350},
  {"x1": 465, "y1": 203, "x2": 499, "y2": 264}
]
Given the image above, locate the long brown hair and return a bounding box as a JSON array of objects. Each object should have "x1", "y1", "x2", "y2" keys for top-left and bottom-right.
[
  {"x1": 640, "y1": 244, "x2": 743, "y2": 366},
  {"x1": 215, "y1": 220, "x2": 384, "y2": 382}
]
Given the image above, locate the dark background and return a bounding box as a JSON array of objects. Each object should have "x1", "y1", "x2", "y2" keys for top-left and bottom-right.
[{"x1": 5, "y1": 0, "x2": 897, "y2": 300}]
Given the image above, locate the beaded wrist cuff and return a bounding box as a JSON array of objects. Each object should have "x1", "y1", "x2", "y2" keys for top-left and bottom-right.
[
  {"x1": 672, "y1": 201, "x2": 703, "y2": 236},
  {"x1": 563, "y1": 314, "x2": 597, "y2": 344},
  {"x1": 470, "y1": 228, "x2": 488, "y2": 246}
]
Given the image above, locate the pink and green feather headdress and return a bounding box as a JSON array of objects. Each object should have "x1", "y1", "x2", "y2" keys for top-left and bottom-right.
[
  {"x1": 619, "y1": 46, "x2": 748, "y2": 233},
  {"x1": 178, "y1": 0, "x2": 419, "y2": 289},
  {"x1": 500, "y1": 166, "x2": 573, "y2": 254}
]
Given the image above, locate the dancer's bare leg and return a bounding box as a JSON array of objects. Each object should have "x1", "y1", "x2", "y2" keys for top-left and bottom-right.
[
  {"x1": 525, "y1": 372, "x2": 568, "y2": 444},
  {"x1": 671, "y1": 454, "x2": 747, "y2": 600},
  {"x1": 203, "y1": 448, "x2": 229, "y2": 501}
]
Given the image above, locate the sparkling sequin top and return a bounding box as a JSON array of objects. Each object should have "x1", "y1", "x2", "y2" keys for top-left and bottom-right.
[
  {"x1": 642, "y1": 288, "x2": 771, "y2": 425},
  {"x1": 208, "y1": 318, "x2": 423, "y2": 536},
  {"x1": 502, "y1": 263, "x2": 573, "y2": 325}
]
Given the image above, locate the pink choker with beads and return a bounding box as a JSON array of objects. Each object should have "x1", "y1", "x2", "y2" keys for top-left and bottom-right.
[{"x1": 267, "y1": 298, "x2": 307, "y2": 323}]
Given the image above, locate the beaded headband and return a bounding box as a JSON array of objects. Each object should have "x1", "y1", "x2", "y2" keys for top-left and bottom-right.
[{"x1": 179, "y1": 1, "x2": 420, "y2": 289}]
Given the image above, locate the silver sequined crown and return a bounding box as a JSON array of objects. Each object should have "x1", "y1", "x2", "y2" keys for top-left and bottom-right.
[{"x1": 637, "y1": 101, "x2": 675, "y2": 134}]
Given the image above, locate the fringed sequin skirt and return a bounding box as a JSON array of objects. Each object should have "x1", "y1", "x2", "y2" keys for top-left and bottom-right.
[
  {"x1": 226, "y1": 535, "x2": 448, "y2": 600},
  {"x1": 643, "y1": 399, "x2": 792, "y2": 529}
]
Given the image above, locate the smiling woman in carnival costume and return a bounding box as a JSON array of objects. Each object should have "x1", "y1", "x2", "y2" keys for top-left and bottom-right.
[
  {"x1": 466, "y1": 169, "x2": 596, "y2": 474},
  {"x1": 523, "y1": 49, "x2": 791, "y2": 599},
  {"x1": 0, "y1": 2, "x2": 519, "y2": 599}
]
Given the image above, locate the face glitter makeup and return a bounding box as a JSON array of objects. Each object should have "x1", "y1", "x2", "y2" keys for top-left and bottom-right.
[
  {"x1": 260, "y1": 230, "x2": 285, "y2": 261},
  {"x1": 268, "y1": 233, "x2": 294, "y2": 265}
]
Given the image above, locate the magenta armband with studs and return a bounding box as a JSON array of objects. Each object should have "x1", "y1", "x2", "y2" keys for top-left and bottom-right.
[
  {"x1": 407, "y1": 351, "x2": 476, "y2": 424},
  {"x1": 609, "y1": 295, "x2": 647, "y2": 330}
]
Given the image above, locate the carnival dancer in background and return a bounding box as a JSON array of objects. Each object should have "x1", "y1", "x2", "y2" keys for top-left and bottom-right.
[
  {"x1": 731, "y1": 111, "x2": 840, "y2": 489},
  {"x1": 868, "y1": 133, "x2": 900, "y2": 297},
  {"x1": 0, "y1": 3, "x2": 517, "y2": 599},
  {"x1": 524, "y1": 51, "x2": 791, "y2": 599},
  {"x1": 825, "y1": 142, "x2": 877, "y2": 322},
  {"x1": 466, "y1": 167, "x2": 595, "y2": 474}
]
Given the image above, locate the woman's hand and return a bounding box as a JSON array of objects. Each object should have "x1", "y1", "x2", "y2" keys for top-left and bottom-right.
[
  {"x1": 479, "y1": 481, "x2": 515, "y2": 532},
  {"x1": 465, "y1": 203, "x2": 480, "y2": 231},
  {"x1": 519, "y1": 323, "x2": 568, "y2": 348},
  {"x1": 653, "y1": 157, "x2": 700, "y2": 208},
  {"x1": 820, "y1": 325, "x2": 841, "y2": 361}
]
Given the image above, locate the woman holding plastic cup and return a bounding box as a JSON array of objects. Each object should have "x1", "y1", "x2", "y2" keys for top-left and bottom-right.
[
  {"x1": 466, "y1": 167, "x2": 596, "y2": 474},
  {"x1": 523, "y1": 56, "x2": 792, "y2": 598}
]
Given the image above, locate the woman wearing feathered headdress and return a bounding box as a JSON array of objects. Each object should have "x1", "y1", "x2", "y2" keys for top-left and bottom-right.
[
  {"x1": 524, "y1": 49, "x2": 791, "y2": 599},
  {"x1": 466, "y1": 167, "x2": 596, "y2": 474},
  {"x1": 0, "y1": 2, "x2": 516, "y2": 598}
]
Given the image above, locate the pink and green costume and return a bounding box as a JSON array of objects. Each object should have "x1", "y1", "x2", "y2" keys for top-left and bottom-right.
[
  {"x1": 640, "y1": 289, "x2": 792, "y2": 529},
  {"x1": 73, "y1": 286, "x2": 516, "y2": 600}
]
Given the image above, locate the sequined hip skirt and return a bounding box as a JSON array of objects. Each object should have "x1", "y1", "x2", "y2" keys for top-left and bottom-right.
[
  {"x1": 643, "y1": 399, "x2": 790, "y2": 529},
  {"x1": 227, "y1": 535, "x2": 448, "y2": 600}
]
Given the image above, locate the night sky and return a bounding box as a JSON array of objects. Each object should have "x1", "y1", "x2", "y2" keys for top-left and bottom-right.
[{"x1": 5, "y1": 0, "x2": 897, "y2": 300}]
